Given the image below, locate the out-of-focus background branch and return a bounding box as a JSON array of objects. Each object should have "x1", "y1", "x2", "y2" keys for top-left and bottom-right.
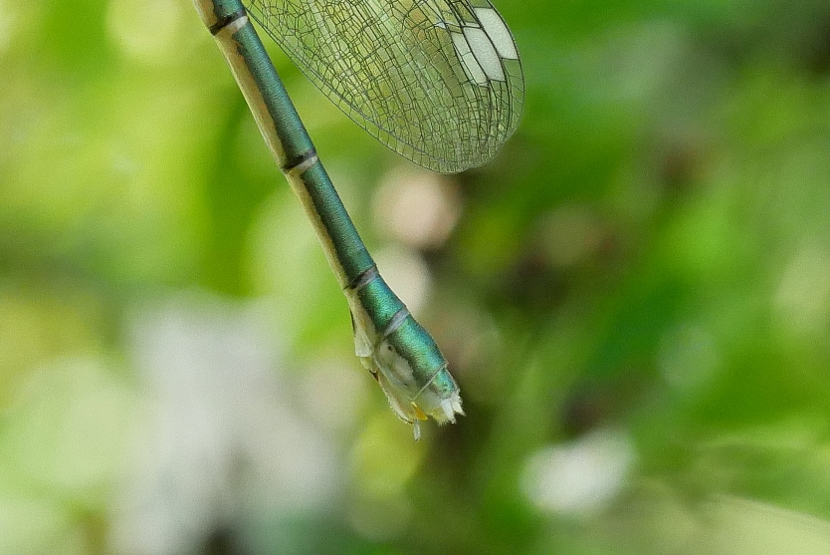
[{"x1": 2, "y1": 0, "x2": 830, "y2": 553}]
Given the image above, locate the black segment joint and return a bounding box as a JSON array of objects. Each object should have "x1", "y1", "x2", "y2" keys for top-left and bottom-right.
[
  {"x1": 209, "y1": 8, "x2": 247, "y2": 35},
  {"x1": 281, "y1": 148, "x2": 318, "y2": 174},
  {"x1": 346, "y1": 265, "x2": 379, "y2": 291}
]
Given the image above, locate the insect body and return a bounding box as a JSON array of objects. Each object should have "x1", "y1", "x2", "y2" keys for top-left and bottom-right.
[{"x1": 193, "y1": 0, "x2": 522, "y2": 437}]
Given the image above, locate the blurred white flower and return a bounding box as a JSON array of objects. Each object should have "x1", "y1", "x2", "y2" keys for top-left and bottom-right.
[
  {"x1": 111, "y1": 293, "x2": 340, "y2": 555},
  {"x1": 522, "y1": 428, "x2": 635, "y2": 517}
]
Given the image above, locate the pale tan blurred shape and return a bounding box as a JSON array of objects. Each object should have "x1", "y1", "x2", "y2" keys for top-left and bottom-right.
[{"x1": 373, "y1": 168, "x2": 462, "y2": 250}]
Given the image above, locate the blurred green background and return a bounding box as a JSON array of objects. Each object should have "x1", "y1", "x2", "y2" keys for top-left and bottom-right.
[{"x1": 3, "y1": 0, "x2": 830, "y2": 553}]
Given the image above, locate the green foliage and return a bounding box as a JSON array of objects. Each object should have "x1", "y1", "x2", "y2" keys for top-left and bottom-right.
[{"x1": 2, "y1": 0, "x2": 830, "y2": 553}]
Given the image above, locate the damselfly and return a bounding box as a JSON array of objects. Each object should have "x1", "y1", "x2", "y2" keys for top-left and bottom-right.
[{"x1": 193, "y1": 0, "x2": 524, "y2": 438}]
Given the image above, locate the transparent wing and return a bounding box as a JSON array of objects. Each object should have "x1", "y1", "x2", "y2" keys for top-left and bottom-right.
[{"x1": 244, "y1": 0, "x2": 524, "y2": 173}]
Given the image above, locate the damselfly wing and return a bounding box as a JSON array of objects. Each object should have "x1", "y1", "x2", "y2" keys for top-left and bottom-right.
[{"x1": 245, "y1": 0, "x2": 524, "y2": 172}]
